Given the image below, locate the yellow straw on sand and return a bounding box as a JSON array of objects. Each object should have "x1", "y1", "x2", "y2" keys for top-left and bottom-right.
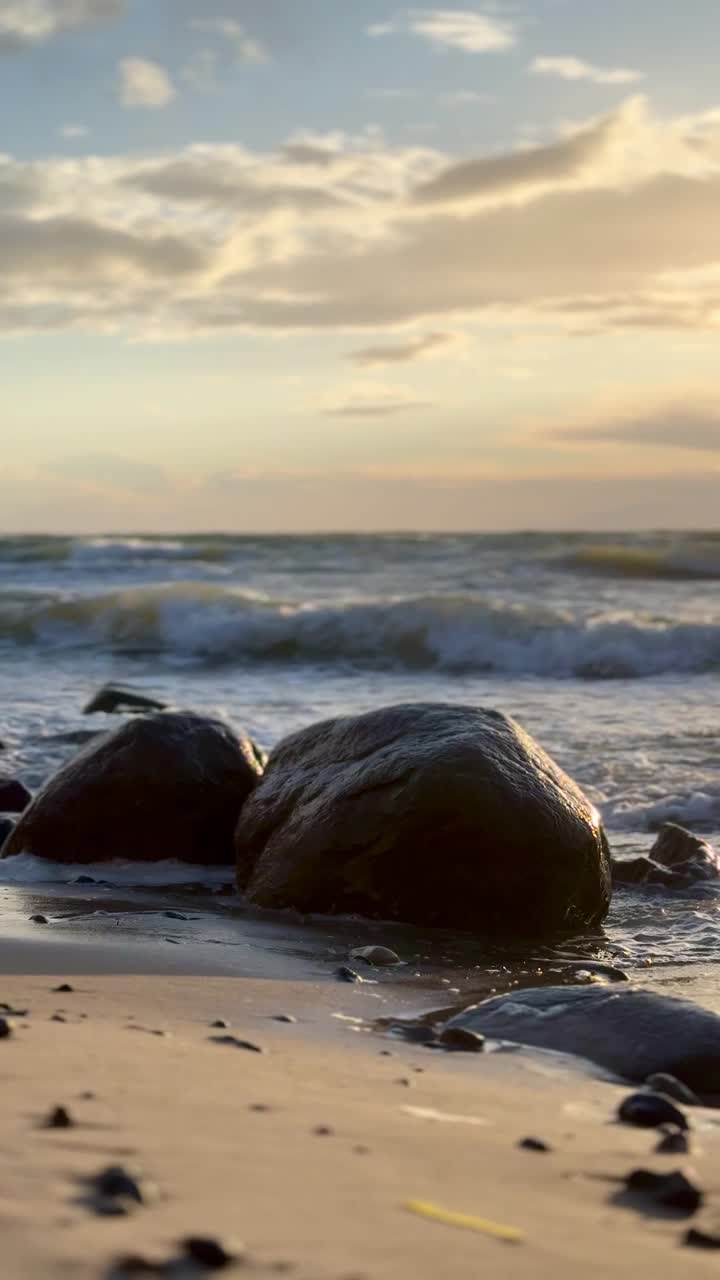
[{"x1": 403, "y1": 1199, "x2": 525, "y2": 1243}]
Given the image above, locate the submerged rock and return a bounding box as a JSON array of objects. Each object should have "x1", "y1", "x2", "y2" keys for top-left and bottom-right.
[
  {"x1": 83, "y1": 684, "x2": 167, "y2": 715},
  {"x1": 3, "y1": 712, "x2": 263, "y2": 865},
  {"x1": 350, "y1": 945, "x2": 401, "y2": 966},
  {"x1": 0, "y1": 777, "x2": 31, "y2": 813},
  {"x1": 444, "y1": 985, "x2": 720, "y2": 1093},
  {"x1": 235, "y1": 703, "x2": 611, "y2": 936},
  {"x1": 613, "y1": 824, "x2": 720, "y2": 889}
]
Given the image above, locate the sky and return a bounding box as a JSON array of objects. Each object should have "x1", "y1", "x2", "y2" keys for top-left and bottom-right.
[{"x1": 1, "y1": 0, "x2": 720, "y2": 532}]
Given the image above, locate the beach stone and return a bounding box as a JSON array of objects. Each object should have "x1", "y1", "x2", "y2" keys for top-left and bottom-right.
[
  {"x1": 83, "y1": 684, "x2": 167, "y2": 715},
  {"x1": 235, "y1": 703, "x2": 611, "y2": 935},
  {"x1": 624, "y1": 1168, "x2": 702, "y2": 1215},
  {"x1": 685, "y1": 1228, "x2": 720, "y2": 1249},
  {"x1": 46, "y1": 1105, "x2": 73, "y2": 1129},
  {"x1": 656, "y1": 1126, "x2": 690, "y2": 1155},
  {"x1": 618, "y1": 1092, "x2": 688, "y2": 1131},
  {"x1": 650, "y1": 823, "x2": 720, "y2": 881},
  {"x1": 350, "y1": 946, "x2": 401, "y2": 966},
  {"x1": 0, "y1": 1017, "x2": 13, "y2": 1038},
  {"x1": 335, "y1": 966, "x2": 363, "y2": 983},
  {"x1": 30, "y1": 914, "x2": 48, "y2": 924},
  {"x1": 3, "y1": 711, "x2": 263, "y2": 866},
  {"x1": 519, "y1": 1137, "x2": 551, "y2": 1152},
  {"x1": 0, "y1": 817, "x2": 14, "y2": 848},
  {"x1": 444, "y1": 985, "x2": 720, "y2": 1093},
  {"x1": 53, "y1": 983, "x2": 74, "y2": 993},
  {"x1": 645, "y1": 1073, "x2": 699, "y2": 1106},
  {"x1": 182, "y1": 1237, "x2": 237, "y2": 1269},
  {"x1": 435, "y1": 1026, "x2": 485, "y2": 1053},
  {"x1": 94, "y1": 1166, "x2": 145, "y2": 1204},
  {"x1": 0, "y1": 777, "x2": 31, "y2": 813}
]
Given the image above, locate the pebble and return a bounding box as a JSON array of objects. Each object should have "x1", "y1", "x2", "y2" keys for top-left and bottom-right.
[
  {"x1": 163, "y1": 910, "x2": 189, "y2": 921},
  {"x1": 656, "y1": 1125, "x2": 690, "y2": 1155},
  {"x1": 436, "y1": 1027, "x2": 486, "y2": 1054},
  {"x1": 46, "y1": 1105, "x2": 73, "y2": 1129},
  {"x1": 624, "y1": 1168, "x2": 702, "y2": 1215},
  {"x1": 209, "y1": 1035, "x2": 265, "y2": 1053},
  {"x1": 273, "y1": 1014, "x2": 297, "y2": 1023},
  {"x1": 53, "y1": 983, "x2": 74, "y2": 993},
  {"x1": 250, "y1": 1103, "x2": 271, "y2": 1112},
  {"x1": 30, "y1": 914, "x2": 48, "y2": 924},
  {"x1": 645, "y1": 1073, "x2": 700, "y2": 1106},
  {"x1": 618, "y1": 1092, "x2": 688, "y2": 1131},
  {"x1": 0, "y1": 1017, "x2": 13, "y2": 1039},
  {"x1": 397, "y1": 1078, "x2": 413, "y2": 1087},
  {"x1": 182, "y1": 1236, "x2": 237, "y2": 1269},
  {"x1": 112, "y1": 1256, "x2": 164, "y2": 1276},
  {"x1": 519, "y1": 1137, "x2": 551, "y2": 1153},
  {"x1": 335, "y1": 967, "x2": 363, "y2": 983},
  {"x1": 95, "y1": 1166, "x2": 145, "y2": 1204},
  {"x1": 685, "y1": 1228, "x2": 720, "y2": 1250},
  {"x1": 51, "y1": 1014, "x2": 67, "y2": 1023},
  {"x1": 74, "y1": 875, "x2": 96, "y2": 885},
  {"x1": 350, "y1": 946, "x2": 401, "y2": 967},
  {"x1": 314, "y1": 1125, "x2": 334, "y2": 1136},
  {"x1": 211, "y1": 1019, "x2": 230, "y2": 1029}
]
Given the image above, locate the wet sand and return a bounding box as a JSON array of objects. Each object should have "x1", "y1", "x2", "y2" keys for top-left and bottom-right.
[{"x1": 3, "y1": 925, "x2": 720, "y2": 1279}]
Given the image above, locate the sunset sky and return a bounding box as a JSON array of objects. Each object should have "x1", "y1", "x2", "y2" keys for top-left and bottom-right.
[{"x1": 2, "y1": 0, "x2": 720, "y2": 531}]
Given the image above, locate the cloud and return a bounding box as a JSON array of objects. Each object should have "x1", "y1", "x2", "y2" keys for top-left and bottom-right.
[
  {"x1": 369, "y1": 9, "x2": 515, "y2": 53},
  {"x1": 0, "y1": 0, "x2": 124, "y2": 48},
  {"x1": 531, "y1": 56, "x2": 644, "y2": 85},
  {"x1": 544, "y1": 398, "x2": 720, "y2": 453},
  {"x1": 117, "y1": 57, "x2": 175, "y2": 109},
  {"x1": 190, "y1": 16, "x2": 268, "y2": 63},
  {"x1": 319, "y1": 383, "x2": 435, "y2": 416},
  {"x1": 349, "y1": 331, "x2": 463, "y2": 366}
]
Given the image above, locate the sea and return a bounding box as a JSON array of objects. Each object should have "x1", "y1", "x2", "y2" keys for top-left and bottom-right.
[{"x1": 1, "y1": 531, "x2": 719, "y2": 1015}]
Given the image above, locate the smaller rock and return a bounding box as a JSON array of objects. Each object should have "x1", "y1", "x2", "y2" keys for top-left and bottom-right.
[
  {"x1": 209, "y1": 1035, "x2": 264, "y2": 1053},
  {"x1": 211, "y1": 1019, "x2": 230, "y2": 1029},
  {"x1": 51, "y1": 1014, "x2": 67, "y2": 1023},
  {"x1": 163, "y1": 910, "x2": 188, "y2": 921},
  {"x1": 45, "y1": 1105, "x2": 73, "y2": 1129},
  {"x1": 94, "y1": 1165, "x2": 145, "y2": 1205},
  {"x1": 30, "y1": 914, "x2": 49, "y2": 925},
  {"x1": 0, "y1": 1017, "x2": 14, "y2": 1039},
  {"x1": 53, "y1": 983, "x2": 74, "y2": 994},
  {"x1": 273, "y1": 1014, "x2": 297, "y2": 1024},
  {"x1": 0, "y1": 817, "x2": 15, "y2": 846},
  {"x1": 111, "y1": 1255, "x2": 165, "y2": 1276},
  {"x1": 249, "y1": 1103, "x2": 271, "y2": 1112},
  {"x1": 314, "y1": 1125, "x2": 334, "y2": 1136},
  {"x1": 624, "y1": 1168, "x2": 702, "y2": 1215},
  {"x1": 397, "y1": 1078, "x2": 412, "y2": 1087},
  {"x1": 182, "y1": 1237, "x2": 237, "y2": 1269},
  {"x1": 350, "y1": 946, "x2": 401, "y2": 967},
  {"x1": 0, "y1": 777, "x2": 31, "y2": 813},
  {"x1": 83, "y1": 684, "x2": 167, "y2": 716},
  {"x1": 656, "y1": 1126, "x2": 690, "y2": 1155},
  {"x1": 74, "y1": 875, "x2": 96, "y2": 885},
  {"x1": 519, "y1": 1137, "x2": 551, "y2": 1153},
  {"x1": 436, "y1": 1026, "x2": 486, "y2": 1053},
  {"x1": 650, "y1": 823, "x2": 720, "y2": 880},
  {"x1": 645, "y1": 1074, "x2": 699, "y2": 1106},
  {"x1": 685, "y1": 1228, "x2": 720, "y2": 1250},
  {"x1": 618, "y1": 1092, "x2": 688, "y2": 1131},
  {"x1": 335, "y1": 966, "x2": 363, "y2": 983}
]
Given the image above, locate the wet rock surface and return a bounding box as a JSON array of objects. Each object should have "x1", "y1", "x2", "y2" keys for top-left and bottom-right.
[
  {"x1": 350, "y1": 946, "x2": 401, "y2": 966},
  {"x1": 83, "y1": 684, "x2": 167, "y2": 715},
  {"x1": 613, "y1": 824, "x2": 720, "y2": 888},
  {"x1": 621, "y1": 1168, "x2": 702, "y2": 1216},
  {"x1": 3, "y1": 711, "x2": 263, "y2": 865},
  {"x1": 618, "y1": 1092, "x2": 688, "y2": 1131},
  {"x1": 445, "y1": 985, "x2": 720, "y2": 1092},
  {"x1": 236, "y1": 702, "x2": 611, "y2": 936},
  {"x1": 0, "y1": 776, "x2": 31, "y2": 813}
]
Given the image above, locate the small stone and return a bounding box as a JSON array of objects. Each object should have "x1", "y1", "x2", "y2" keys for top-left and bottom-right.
[
  {"x1": 209, "y1": 1035, "x2": 264, "y2": 1053},
  {"x1": 163, "y1": 910, "x2": 188, "y2": 920},
  {"x1": 656, "y1": 1125, "x2": 690, "y2": 1155},
  {"x1": 273, "y1": 1014, "x2": 297, "y2": 1023},
  {"x1": 249, "y1": 1103, "x2": 271, "y2": 1112},
  {"x1": 51, "y1": 1014, "x2": 67, "y2": 1023},
  {"x1": 112, "y1": 1256, "x2": 165, "y2": 1276},
  {"x1": 182, "y1": 1236, "x2": 236, "y2": 1269},
  {"x1": 0, "y1": 1017, "x2": 13, "y2": 1039},
  {"x1": 436, "y1": 1026, "x2": 486, "y2": 1053},
  {"x1": 335, "y1": 966, "x2": 363, "y2": 983},
  {"x1": 30, "y1": 914, "x2": 48, "y2": 925},
  {"x1": 645, "y1": 1074, "x2": 699, "y2": 1106},
  {"x1": 211, "y1": 1019, "x2": 230, "y2": 1029},
  {"x1": 397, "y1": 1078, "x2": 412, "y2": 1087},
  {"x1": 519, "y1": 1137, "x2": 551, "y2": 1153},
  {"x1": 618, "y1": 1092, "x2": 688, "y2": 1131},
  {"x1": 94, "y1": 1165, "x2": 145, "y2": 1204},
  {"x1": 74, "y1": 875, "x2": 96, "y2": 885},
  {"x1": 685, "y1": 1228, "x2": 720, "y2": 1250},
  {"x1": 46, "y1": 1105, "x2": 73, "y2": 1129},
  {"x1": 53, "y1": 984, "x2": 74, "y2": 993},
  {"x1": 625, "y1": 1168, "x2": 702, "y2": 1215},
  {"x1": 314, "y1": 1125, "x2": 334, "y2": 1136},
  {"x1": 354, "y1": 1145, "x2": 370, "y2": 1155},
  {"x1": 350, "y1": 946, "x2": 401, "y2": 967}
]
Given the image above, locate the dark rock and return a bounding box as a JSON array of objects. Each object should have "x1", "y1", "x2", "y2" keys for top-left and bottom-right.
[
  {"x1": 51, "y1": 1014, "x2": 67, "y2": 1023},
  {"x1": 53, "y1": 983, "x2": 74, "y2": 993},
  {"x1": 618, "y1": 1092, "x2": 688, "y2": 1131},
  {"x1": 519, "y1": 1137, "x2": 551, "y2": 1152},
  {"x1": 335, "y1": 966, "x2": 363, "y2": 983},
  {"x1": 83, "y1": 684, "x2": 167, "y2": 716},
  {"x1": 0, "y1": 1017, "x2": 13, "y2": 1038},
  {"x1": 645, "y1": 1073, "x2": 699, "y2": 1106},
  {"x1": 74, "y1": 875, "x2": 96, "y2": 884},
  {"x1": 0, "y1": 817, "x2": 14, "y2": 847},
  {"x1": 163, "y1": 910, "x2": 188, "y2": 920},
  {"x1": 46, "y1": 1105, "x2": 73, "y2": 1129},
  {"x1": 685, "y1": 1228, "x2": 720, "y2": 1250},
  {"x1": 0, "y1": 777, "x2": 31, "y2": 813},
  {"x1": 209, "y1": 1035, "x2": 264, "y2": 1052},
  {"x1": 111, "y1": 1256, "x2": 165, "y2": 1276},
  {"x1": 94, "y1": 1165, "x2": 145, "y2": 1204},
  {"x1": 656, "y1": 1126, "x2": 690, "y2": 1155},
  {"x1": 391, "y1": 1022, "x2": 437, "y2": 1045},
  {"x1": 211, "y1": 1019, "x2": 230, "y2": 1029},
  {"x1": 435, "y1": 1026, "x2": 485, "y2": 1053},
  {"x1": 314, "y1": 1125, "x2": 334, "y2": 1136},
  {"x1": 273, "y1": 1014, "x2": 297, "y2": 1023},
  {"x1": 650, "y1": 823, "x2": 720, "y2": 881},
  {"x1": 30, "y1": 914, "x2": 48, "y2": 924},
  {"x1": 624, "y1": 1168, "x2": 702, "y2": 1215},
  {"x1": 350, "y1": 946, "x2": 401, "y2": 966},
  {"x1": 4, "y1": 711, "x2": 263, "y2": 866},
  {"x1": 182, "y1": 1237, "x2": 236, "y2": 1269},
  {"x1": 444, "y1": 986, "x2": 720, "y2": 1093},
  {"x1": 235, "y1": 703, "x2": 610, "y2": 936}
]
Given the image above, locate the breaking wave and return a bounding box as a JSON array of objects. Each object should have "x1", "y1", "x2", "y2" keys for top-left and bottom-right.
[
  {"x1": 561, "y1": 542, "x2": 720, "y2": 581},
  {"x1": 1, "y1": 582, "x2": 719, "y2": 678}
]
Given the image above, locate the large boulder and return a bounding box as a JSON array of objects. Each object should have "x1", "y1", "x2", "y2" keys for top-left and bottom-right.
[
  {"x1": 444, "y1": 985, "x2": 720, "y2": 1093},
  {"x1": 235, "y1": 703, "x2": 611, "y2": 936},
  {"x1": 3, "y1": 712, "x2": 263, "y2": 865}
]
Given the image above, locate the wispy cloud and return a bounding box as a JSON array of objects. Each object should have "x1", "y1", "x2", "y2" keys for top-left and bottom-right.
[
  {"x1": 369, "y1": 9, "x2": 516, "y2": 54},
  {"x1": 0, "y1": 0, "x2": 124, "y2": 49},
  {"x1": 531, "y1": 56, "x2": 644, "y2": 85},
  {"x1": 319, "y1": 383, "x2": 435, "y2": 417},
  {"x1": 190, "y1": 16, "x2": 268, "y2": 64},
  {"x1": 543, "y1": 398, "x2": 720, "y2": 453},
  {"x1": 117, "y1": 57, "x2": 175, "y2": 108},
  {"x1": 349, "y1": 331, "x2": 464, "y2": 367}
]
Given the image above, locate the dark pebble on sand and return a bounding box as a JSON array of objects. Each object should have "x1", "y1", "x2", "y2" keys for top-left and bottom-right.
[
  {"x1": 335, "y1": 966, "x2": 363, "y2": 983},
  {"x1": 519, "y1": 1137, "x2": 551, "y2": 1153},
  {"x1": 51, "y1": 1014, "x2": 67, "y2": 1023},
  {"x1": 94, "y1": 1165, "x2": 145, "y2": 1205},
  {"x1": 624, "y1": 1168, "x2": 702, "y2": 1215},
  {"x1": 30, "y1": 915, "x2": 48, "y2": 924},
  {"x1": 350, "y1": 946, "x2": 401, "y2": 967},
  {"x1": 250, "y1": 1103, "x2": 271, "y2": 1112},
  {"x1": 618, "y1": 1092, "x2": 688, "y2": 1131},
  {"x1": 273, "y1": 1014, "x2": 297, "y2": 1023},
  {"x1": 211, "y1": 1019, "x2": 229, "y2": 1028},
  {"x1": 182, "y1": 1237, "x2": 236, "y2": 1269},
  {"x1": 210, "y1": 1035, "x2": 264, "y2": 1053},
  {"x1": 46, "y1": 1105, "x2": 73, "y2": 1129},
  {"x1": 0, "y1": 1017, "x2": 13, "y2": 1039},
  {"x1": 314, "y1": 1125, "x2": 334, "y2": 1136},
  {"x1": 685, "y1": 1228, "x2": 720, "y2": 1250},
  {"x1": 53, "y1": 983, "x2": 74, "y2": 993},
  {"x1": 656, "y1": 1126, "x2": 690, "y2": 1155},
  {"x1": 645, "y1": 1074, "x2": 699, "y2": 1107},
  {"x1": 163, "y1": 910, "x2": 189, "y2": 921},
  {"x1": 112, "y1": 1255, "x2": 165, "y2": 1276},
  {"x1": 436, "y1": 1026, "x2": 486, "y2": 1053},
  {"x1": 397, "y1": 1077, "x2": 413, "y2": 1087}
]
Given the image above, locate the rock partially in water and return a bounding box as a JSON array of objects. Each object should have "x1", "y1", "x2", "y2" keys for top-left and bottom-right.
[
  {"x1": 650, "y1": 823, "x2": 720, "y2": 881},
  {"x1": 3, "y1": 711, "x2": 263, "y2": 865},
  {"x1": 83, "y1": 684, "x2": 167, "y2": 715},
  {"x1": 618, "y1": 1092, "x2": 688, "y2": 1131},
  {"x1": 0, "y1": 817, "x2": 14, "y2": 849},
  {"x1": 182, "y1": 1237, "x2": 238, "y2": 1269},
  {"x1": 444, "y1": 986, "x2": 720, "y2": 1093},
  {"x1": 435, "y1": 1026, "x2": 485, "y2": 1054},
  {"x1": 0, "y1": 777, "x2": 31, "y2": 813},
  {"x1": 350, "y1": 946, "x2": 401, "y2": 967},
  {"x1": 236, "y1": 703, "x2": 611, "y2": 936}
]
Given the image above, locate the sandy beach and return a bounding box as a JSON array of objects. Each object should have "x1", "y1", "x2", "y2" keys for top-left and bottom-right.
[{"x1": 2, "y1": 928, "x2": 720, "y2": 1280}]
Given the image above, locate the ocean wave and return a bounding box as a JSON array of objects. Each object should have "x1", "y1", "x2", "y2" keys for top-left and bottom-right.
[
  {"x1": 1, "y1": 582, "x2": 719, "y2": 677},
  {"x1": 561, "y1": 542, "x2": 720, "y2": 581},
  {"x1": 604, "y1": 788, "x2": 720, "y2": 833}
]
